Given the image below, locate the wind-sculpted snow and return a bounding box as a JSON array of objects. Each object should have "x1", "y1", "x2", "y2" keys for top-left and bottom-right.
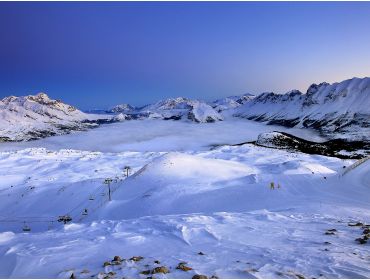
[
  {"x1": 0, "y1": 93, "x2": 110, "y2": 141},
  {"x1": 1, "y1": 211, "x2": 370, "y2": 279},
  {"x1": 0, "y1": 142, "x2": 369, "y2": 278},
  {"x1": 233, "y1": 77, "x2": 370, "y2": 141}
]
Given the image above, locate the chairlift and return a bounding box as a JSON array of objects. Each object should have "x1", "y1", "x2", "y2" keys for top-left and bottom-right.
[
  {"x1": 82, "y1": 208, "x2": 88, "y2": 216},
  {"x1": 89, "y1": 195, "x2": 94, "y2": 201},
  {"x1": 22, "y1": 222, "x2": 31, "y2": 232},
  {"x1": 58, "y1": 215, "x2": 72, "y2": 224}
]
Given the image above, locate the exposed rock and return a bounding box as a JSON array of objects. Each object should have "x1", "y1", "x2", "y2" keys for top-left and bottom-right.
[
  {"x1": 348, "y1": 222, "x2": 364, "y2": 227},
  {"x1": 109, "y1": 104, "x2": 135, "y2": 113},
  {"x1": 176, "y1": 262, "x2": 193, "y2": 271},
  {"x1": 140, "y1": 270, "x2": 151, "y2": 275},
  {"x1": 232, "y1": 77, "x2": 370, "y2": 142},
  {"x1": 355, "y1": 237, "x2": 367, "y2": 244},
  {"x1": 152, "y1": 266, "x2": 169, "y2": 274},
  {"x1": 129, "y1": 256, "x2": 143, "y2": 262},
  {"x1": 254, "y1": 131, "x2": 368, "y2": 159},
  {"x1": 192, "y1": 274, "x2": 208, "y2": 279},
  {"x1": 103, "y1": 261, "x2": 111, "y2": 267},
  {"x1": 103, "y1": 272, "x2": 116, "y2": 279},
  {"x1": 111, "y1": 256, "x2": 123, "y2": 265}
]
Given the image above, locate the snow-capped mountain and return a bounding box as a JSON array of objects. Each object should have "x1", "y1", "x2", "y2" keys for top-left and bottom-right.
[
  {"x1": 233, "y1": 77, "x2": 370, "y2": 140},
  {"x1": 131, "y1": 97, "x2": 223, "y2": 123},
  {"x1": 211, "y1": 93, "x2": 255, "y2": 112},
  {"x1": 108, "y1": 103, "x2": 135, "y2": 113},
  {"x1": 0, "y1": 93, "x2": 107, "y2": 141},
  {"x1": 2, "y1": 77, "x2": 369, "y2": 142}
]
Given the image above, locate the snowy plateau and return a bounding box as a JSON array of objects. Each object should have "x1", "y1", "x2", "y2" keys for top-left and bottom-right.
[{"x1": 0, "y1": 77, "x2": 369, "y2": 279}]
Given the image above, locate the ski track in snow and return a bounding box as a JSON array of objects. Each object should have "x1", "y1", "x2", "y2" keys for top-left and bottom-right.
[{"x1": 0, "y1": 122, "x2": 369, "y2": 278}]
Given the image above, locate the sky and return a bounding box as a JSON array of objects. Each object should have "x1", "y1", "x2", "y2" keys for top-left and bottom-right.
[{"x1": 0, "y1": 2, "x2": 370, "y2": 109}]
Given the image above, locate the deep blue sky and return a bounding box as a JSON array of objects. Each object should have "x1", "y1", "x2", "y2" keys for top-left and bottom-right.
[{"x1": 1, "y1": 2, "x2": 370, "y2": 109}]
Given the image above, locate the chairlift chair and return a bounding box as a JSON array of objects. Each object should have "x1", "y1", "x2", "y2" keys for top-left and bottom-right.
[
  {"x1": 58, "y1": 215, "x2": 72, "y2": 224},
  {"x1": 22, "y1": 222, "x2": 31, "y2": 232}
]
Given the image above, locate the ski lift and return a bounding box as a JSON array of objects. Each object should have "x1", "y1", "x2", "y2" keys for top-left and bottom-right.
[
  {"x1": 58, "y1": 215, "x2": 72, "y2": 224},
  {"x1": 82, "y1": 208, "x2": 88, "y2": 216},
  {"x1": 22, "y1": 222, "x2": 31, "y2": 232},
  {"x1": 89, "y1": 195, "x2": 94, "y2": 201},
  {"x1": 123, "y1": 166, "x2": 132, "y2": 177}
]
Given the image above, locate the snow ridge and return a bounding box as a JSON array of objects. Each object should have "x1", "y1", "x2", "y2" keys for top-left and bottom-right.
[
  {"x1": 233, "y1": 77, "x2": 370, "y2": 140},
  {"x1": 135, "y1": 97, "x2": 223, "y2": 123},
  {"x1": 0, "y1": 93, "x2": 103, "y2": 141}
]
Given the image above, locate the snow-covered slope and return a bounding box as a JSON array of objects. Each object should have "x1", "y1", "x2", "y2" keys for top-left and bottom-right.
[
  {"x1": 0, "y1": 143, "x2": 369, "y2": 278},
  {"x1": 233, "y1": 77, "x2": 370, "y2": 140},
  {"x1": 0, "y1": 93, "x2": 109, "y2": 141}
]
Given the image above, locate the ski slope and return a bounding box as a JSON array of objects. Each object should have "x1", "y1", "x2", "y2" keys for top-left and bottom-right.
[{"x1": 0, "y1": 134, "x2": 369, "y2": 278}]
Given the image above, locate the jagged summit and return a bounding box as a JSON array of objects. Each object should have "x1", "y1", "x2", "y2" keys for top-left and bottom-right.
[
  {"x1": 141, "y1": 97, "x2": 195, "y2": 111},
  {"x1": 0, "y1": 92, "x2": 104, "y2": 141},
  {"x1": 1, "y1": 77, "x2": 369, "y2": 142},
  {"x1": 130, "y1": 97, "x2": 223, "y2": 123},
  {"x1": 233, "y1": 77, "x2": 370, "y2": 140},
  {"x1": 212, "y1": 93, "x2": 255, "y2": 112},
  {"x1": 108, "y1": 103, "x2": 135, "y2": 113}
]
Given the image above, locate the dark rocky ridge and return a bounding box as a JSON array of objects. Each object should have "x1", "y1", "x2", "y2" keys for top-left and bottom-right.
[{"x1": 228, "y1": 131, "x2": 369, "y2": 159}]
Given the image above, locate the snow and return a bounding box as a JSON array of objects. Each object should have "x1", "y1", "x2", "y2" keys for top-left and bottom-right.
[
  {"x1": 137, "y1": 97, "x2": 223, "y2": 123},
  {"x1": 112, "y1": 113, "x2": 130, "y2": 122},
  {"x1": 0, "y1": 83, "x2": 369, "y2": 278},
  {"x1": 1, "y1": 77, "x2": 369, "y2": 142},
  {"x1": 0, "y1": 125, "x2": 368, "y2": 278},
  {"x1": 109, "y1": 104, "x2": 135, "y2": 113},
  {"x1": 211, "y1": 94, "x2": 255, "y2": 112},
  {"x1": 233, "y1": 77, "x2": 370, "y2": 140},
  {"x1": 188, "y1": 102, "x2": 223, "y2": 123},
  {"x1": 0, "y1": 93, "x2": 109, "y2": 141}
]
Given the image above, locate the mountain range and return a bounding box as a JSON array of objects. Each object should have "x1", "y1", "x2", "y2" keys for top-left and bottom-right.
[{"x1": 0, "y1": 77, "x2": 369, "y2": 142}]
